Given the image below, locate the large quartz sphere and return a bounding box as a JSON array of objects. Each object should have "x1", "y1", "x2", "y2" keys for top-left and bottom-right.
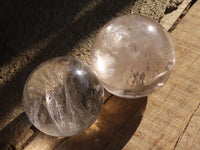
[
  {"x1": 23, "y1": 57, "x2": 104, "y2": 137},
  {"x1": 91, "y1": 14, "x2": 175, "y2": 98}
]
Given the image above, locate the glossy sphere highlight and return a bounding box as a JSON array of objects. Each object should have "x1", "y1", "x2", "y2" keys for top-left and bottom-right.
[
  {"x1": 91, "y1": 14, "x2": 175, "y2": 98},
  {"x1": 23, "y1": 57, "x2": 104, "y2": 137}
]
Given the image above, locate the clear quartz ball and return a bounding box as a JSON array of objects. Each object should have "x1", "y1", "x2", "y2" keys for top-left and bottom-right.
[
  {"x1": 91, "y1": 14, "x2": 175, "y2": 98},
  {"x1": 23, "y1": 57, "x2": 104, "y2": 137}
]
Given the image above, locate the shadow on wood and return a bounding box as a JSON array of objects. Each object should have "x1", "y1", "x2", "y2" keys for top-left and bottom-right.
[
  {"x1": 0, "y1": 113, "x2": 34, "y2": 150},
  {"x1": 0, "y1": 0, "x2": 136, "y2": 132},
  {"x1": 0, "y1": 0, "x2": 92, "y2": 66},
  {"x1": 55, "y1": 96, "x2": 147, "y2": 150}
]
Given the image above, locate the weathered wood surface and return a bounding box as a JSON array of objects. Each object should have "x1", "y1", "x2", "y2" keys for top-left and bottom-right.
[
  {"x1": 23, "y1": 91, "x2": 112, "y2": 150},
  {"x1": 122, "y1": 1, "x2": 200, "y2": 149},
  {"x1": 175, "y1": 105, "x2": 200, "y2": 150},
  {"x1": 25, "y1": 96, "x2": 147, "y2": 150},
  {"x1": 1, "y1": 0, "x2": 199, "y2": 150},
  {"x1": 160, "y1": 0, "x2": 193, "y2": 31},
  {"x1": 56, "y1": 0, "x2": 200, "y2": 149},
  {"x1": 24, "y1": 1, "x2": 200, "y2": 150}
]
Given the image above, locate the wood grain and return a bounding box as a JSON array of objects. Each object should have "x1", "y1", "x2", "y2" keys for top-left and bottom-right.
[
  {"x1": 23, "y1": 90, "x2": 112, "y2": 150},
  {"x1": 4, "y1": 1, "x2": 198, "y2": 149},
  {"x1": 55, "y1": 96, "x2": 147, "y2": 150},
  {"x1": 175, "y1": 104, "x2": 200, "y2": 150},
  {"x1": 0, "y1": 113, "x2": 33, "y2": 150},
  {"x1": 55, "y1": 2, "x2": 200, "y2": 149},
  {"x1": 122, "y1": 1, "x2": 200, "y2": 149},
  {"x1": 22, "y1": 1, "x2": 199, "y2": 150},
  {"x1": 24, "y1": 133, "x2": 65, "y2": 150},
  {"x1": 160, "y1": 0, "x2": 193, "y2": 31}
]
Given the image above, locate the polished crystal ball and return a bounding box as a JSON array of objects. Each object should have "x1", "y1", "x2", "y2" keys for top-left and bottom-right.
[
  {"x1": 91, "y1": 14, "x2": 175, "y2": 98},
  {"x1": 23, "y1": 57, "x2": 104, "y2": 137}
]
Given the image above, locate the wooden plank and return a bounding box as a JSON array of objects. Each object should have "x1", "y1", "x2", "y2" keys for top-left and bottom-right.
[
  {"x1": 121, "y1": 1, "x2": 200, "y2": 149},
  {"x1": 0, "y1": 113, "x2": 34, "y2": 150},
  {"x1": 160, "y1": 0, "x2": 192, "y2": 31},
  {"x1": 175, "y1": 104, "x2": 200, "y2": 150},
  {"x1": 55, "y1": 96, "x2": 147, "y2": 150},
  {"x1": 23, "y1": 92, "x2": 112, "y2": 150},
  {"x1": 24, "y1": 133, "x2": 65, "y2": 150},
  {"x1": 104, "y1": 90, "x2": 112, "y2": 101},
  {"x1": 24, "y1": 96, "x2": 147, "y2": 150},
  {"x1": 54, "y1": 4, "x2": 200, "y2": 149},
  {"x1": 22, "y1": 1, "x2": 194, "y2": 150}
]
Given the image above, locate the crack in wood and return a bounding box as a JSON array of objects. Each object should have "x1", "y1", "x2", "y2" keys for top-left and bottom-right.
[
  {"x1": 168, "y1": 0, "x2": 198, "y2": 33},
  {"x1": 8, "y1": 145, "x2": 16, "y2": 150},
  {"x1": 23, "y1": 93, "x2": 113, "y2": 149},
  {"x1": 104, "y1": 94, "x2": 113, "y2": 104},
  {"x1": 173, "y1": 102, "x2": 200, "y2": 150},
  {"x1": 189, "y1": 54, "x2": 200, "y2": 69},
  {"x1": 53, "y1": 138, "x2": 69, "y2": 150},
  {"x1": 2, "y1": 0, "x2": 199, "y2": 149},
  {"x1": 20, "y1": 130, "x2": 39, "y2": 150}
]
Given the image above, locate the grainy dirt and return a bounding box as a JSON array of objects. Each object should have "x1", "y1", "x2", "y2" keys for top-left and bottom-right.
[{"x1": 0, "y1": 0, "x2": 183, "y2": 148}]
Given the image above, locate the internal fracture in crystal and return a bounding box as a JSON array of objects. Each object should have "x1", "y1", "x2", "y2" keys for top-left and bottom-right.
[
  {"x1": 91, "y1": 14, "x2": 175, "y2": 98},
  {"x1": 23, "y1": 57, "x2": 104, "y2": 136}
]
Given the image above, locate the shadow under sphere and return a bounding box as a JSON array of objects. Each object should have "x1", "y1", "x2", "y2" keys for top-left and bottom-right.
[
  {"x1": 55, "y1": 96, "x2": 147, "y2": 150},
  {"x1": 0, "y1": 0, "x2": 137, "y2": 132}
]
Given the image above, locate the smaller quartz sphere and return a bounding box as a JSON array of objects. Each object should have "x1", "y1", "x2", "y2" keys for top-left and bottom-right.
[
  {"x1": 23, "y1": 57, "x2": 104, "y2": 137},
  {"x1": 91, "y1": 14, "x2": 175, "y2": 98}
]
